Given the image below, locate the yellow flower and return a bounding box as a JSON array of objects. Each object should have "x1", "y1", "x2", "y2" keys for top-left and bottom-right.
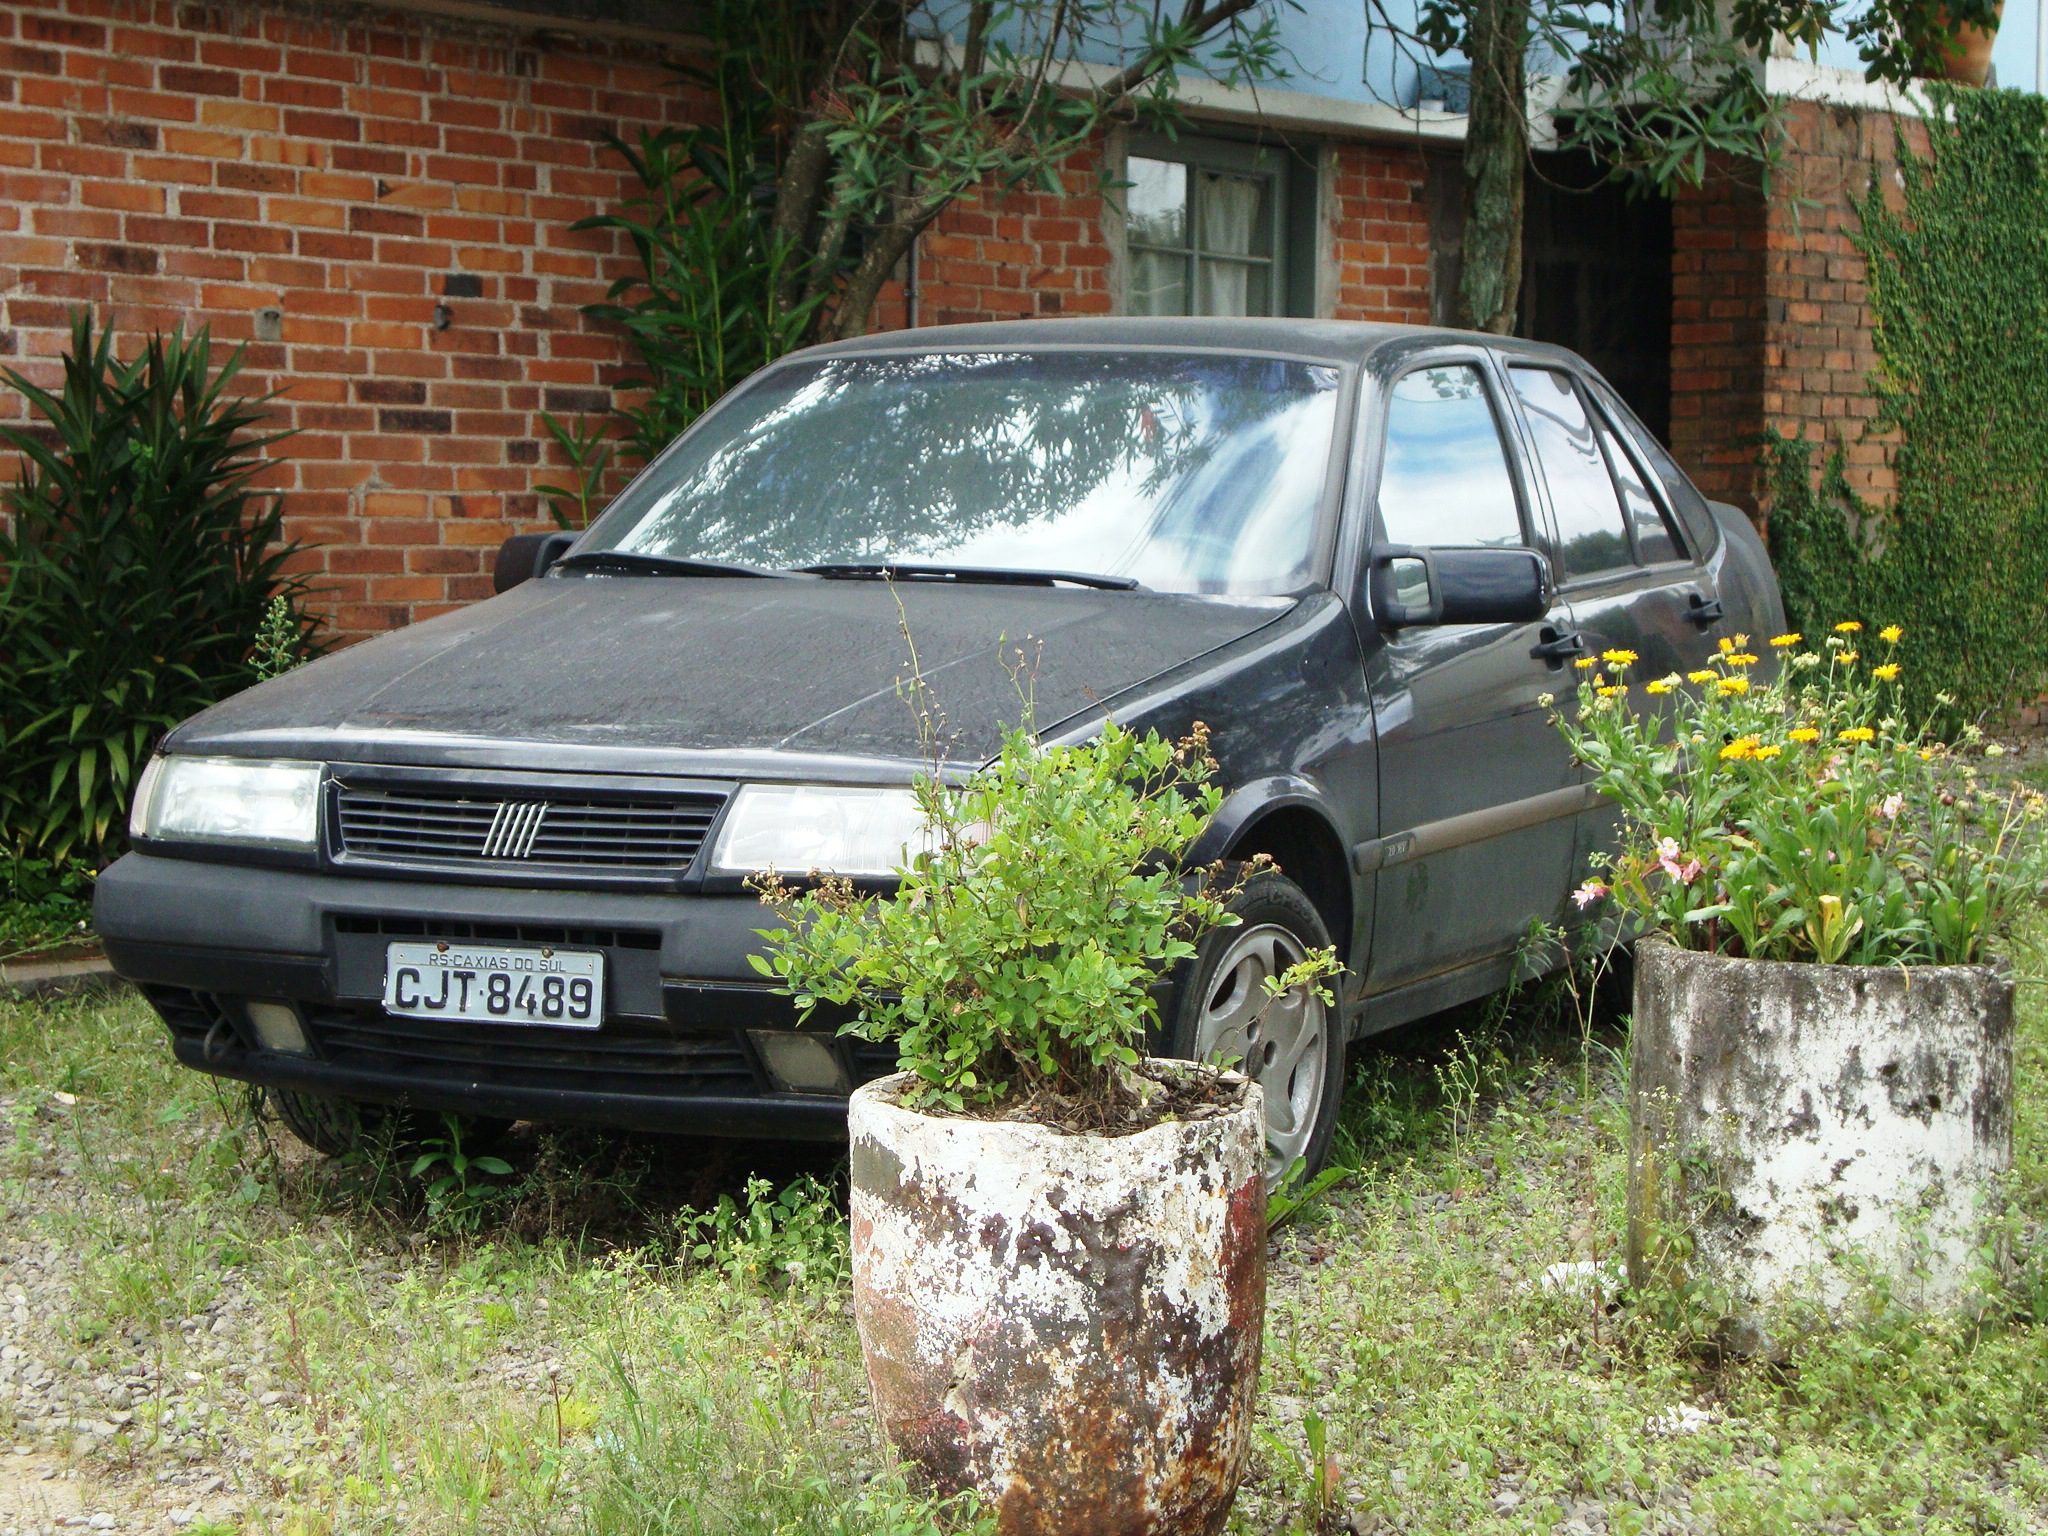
[
  {"x1": 1788, "y1": 726, "x2": 1821, "y2": 743},
  {"x1": 1718, "y1": 636, "x2": 1734, "y2": 654},
  {"x1": 1838, "y1": 726, "x2": 1876, "y2": 743},
  {"x1": 1835, "y1": 650, "x2": 1858, "y2": 665},
  {"x1": 1601, "y1": 648, "x2": 1638, "y2": 667},
  {"x1": 1716, "y1": 676, "x2": 1750, "y2": 695},
  {"x1": 1835, "y1": 620, "x2": 1863, "y2": 633},
  {"x1": 1724, "y1": 653, "x2": 1760, "y2": 667},
  {"x1": 1754, "y1": 744, "x2": 1784, "y2": 760},
  {"x1": 1769, "y1": 633, "x2": 1802, "y2": 648},
  {"x1": 1687, "y1": 669, "x2": 1717, "y2": 685},
  {"x1": 1596, "y1": 683, "x2": 1627, "y2": 698},
  {"x1": 1720, "y1": 736, "x2": 1761, "y2": 761},
  {"x1": 1872, "y1": 662, "x2": 1901, "y2": 681},
  {"x1": 1645, "y1": 679, "x2": 1673, "y2": 695},
  {"x1": 1574, "y1": 657, "x2": 1598, "y2": 671},
  {"x1": 1879, "y1": 624, "x2": 1904, "y2": 644}
]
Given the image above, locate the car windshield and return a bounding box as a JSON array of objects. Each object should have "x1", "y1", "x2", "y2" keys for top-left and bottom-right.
[{"x1": 575, "y1": 350, "x2": 1344, "y2": 596}]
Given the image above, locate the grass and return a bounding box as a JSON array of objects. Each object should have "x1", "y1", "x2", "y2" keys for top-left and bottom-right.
[{"x1": 0, "y1": 932, "x2": 2042, "y2": 1535}]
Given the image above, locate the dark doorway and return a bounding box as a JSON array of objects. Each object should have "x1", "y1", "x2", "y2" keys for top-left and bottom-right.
[
  {"x1": 1424, "y1": 150, "x2": 1674, "y2": 442},
  {"x1": 1518, "y1": 152, "x2": 1672, "y2": 441}
]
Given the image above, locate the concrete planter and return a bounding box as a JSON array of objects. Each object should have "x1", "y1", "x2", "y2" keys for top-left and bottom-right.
[
  {"x1": 848, "y1": 1067, "x2": 1265, "y2": 1536},
  {"x1": 1628, "y1": 941, "x2": 2015, "y2": 1342}
]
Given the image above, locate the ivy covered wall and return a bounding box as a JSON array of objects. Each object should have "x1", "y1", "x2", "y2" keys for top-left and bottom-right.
[{"x1": 1766, "y1": 87, "x2": 2048, "y2": 727}]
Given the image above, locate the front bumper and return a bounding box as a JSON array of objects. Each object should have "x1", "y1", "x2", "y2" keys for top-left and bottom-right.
[{"x1": 94, "y1": 851, "x2": 885, "y2": 1138}]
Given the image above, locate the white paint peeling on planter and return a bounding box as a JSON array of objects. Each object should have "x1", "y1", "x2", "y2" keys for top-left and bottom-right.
[
  {"x1": 1628, "y1": 941, "x2": 2015, "y2": 1335},
  {"x1": 849, "y1": 1068, "x2": 1266, "y2": 1536}
]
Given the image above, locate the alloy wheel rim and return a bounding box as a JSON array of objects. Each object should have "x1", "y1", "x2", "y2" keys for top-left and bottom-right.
[{"x1": 1191, "y1": 921, "x2": 1327, "y2": 1183}]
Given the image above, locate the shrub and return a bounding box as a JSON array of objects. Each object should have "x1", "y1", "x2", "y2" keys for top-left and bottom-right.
[
  {"x1": 1555, "y1": 628, "x2": 2048, "y2": 966},
  {"x1": 752, "y1": 717, "x2": 1339, "y2": 1127},
  {"x1": 0, "y1": 312, "x2": 317, "y2": 871}
]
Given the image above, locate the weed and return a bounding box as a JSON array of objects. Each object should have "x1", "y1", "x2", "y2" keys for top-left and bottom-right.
[
  {"x1": 408, "y1": 1114, "x2": 516, "y2": 1235},
  {"x1": 1257, "y1": 1408, "x2": 1345, "y2": 1534},
  {"x1": 678, "y1": 1172, "x2": 848, "y2": 1290}
]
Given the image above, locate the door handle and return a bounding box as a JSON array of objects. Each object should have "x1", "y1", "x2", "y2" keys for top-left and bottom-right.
[
  {"x1": 1531, "y1": 628, "x2": 1588, "y2": 666},
  {"x1": 1686, "y1": 592, "x2": 1725, "y2": 628}
]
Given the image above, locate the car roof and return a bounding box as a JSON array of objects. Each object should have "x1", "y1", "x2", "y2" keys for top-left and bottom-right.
[{"x1": 800, "y1": 316, "x2": 1590, "y2": 375}]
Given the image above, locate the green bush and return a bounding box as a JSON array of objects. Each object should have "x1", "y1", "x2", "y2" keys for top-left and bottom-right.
[
  {"x1": 1767, "y1": 86, "x2": 2048, "y2": 729},
  {"x1": 0, "y1": 311, "x2": 317, "y2": 872}
]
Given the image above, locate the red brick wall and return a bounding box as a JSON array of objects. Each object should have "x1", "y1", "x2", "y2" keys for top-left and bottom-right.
[
  {"x1": 0, "y1": 0, "x2": 692, "y2": 639},
  {"x1": 2, "y1": 1, "x2": 1444, "y2": 644},
  {"x1": 1669, "y1": 100, "x2": 1925, "y2": 521},
  {"x1": 1325, "y1": 139, "x2": 1431, "y2": 323},
  {"x1": 894, "y1": 147, "x2": 1115, "y2": 328}
]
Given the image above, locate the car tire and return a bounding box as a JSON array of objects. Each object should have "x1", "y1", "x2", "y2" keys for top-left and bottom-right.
[
  {"x1": 267, "y1": 1088, "x2": 511, "y2": 1160},
  {"x1": 1165, "y1": 868, "x2": 1346, "y2": 1187}
]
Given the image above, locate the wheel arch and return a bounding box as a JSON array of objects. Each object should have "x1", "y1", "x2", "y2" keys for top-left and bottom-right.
[{"x1": 1208, "y1": 786, "x2": 1355, "y2": 978}]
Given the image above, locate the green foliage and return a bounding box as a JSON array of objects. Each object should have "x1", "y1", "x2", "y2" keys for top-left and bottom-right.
[
  {"x1": 678, "y1": 1173, "x2": 849, "y2": 1290},
  {"x1": 249, "y1": 593, "x2": 311, "y2": 683},
  {"x1": 1768, "y1": 87, "x2": 2048, "y2": 728},
  {"x1": 0, "y1": 848, "x2": 94, "y2": 957},
  {"x1": 533, "y1": 411, "x2": 615, "y2": 529},
  {"x1": 1556, "y1": 633, "x2": 2048, "y2": 965},
  {"x1": 753, "y1": 720, "x2": 1244, "y2": 1115},
  {"x1": 566, "y1": 116, "x2": 827, "y2": 465},
  {"x1": 407, "y1": 1114, "x2": 516, "y2": 1236},
  {"x1": 0, "y1": 311, "x2": 317, "y2": 872}
]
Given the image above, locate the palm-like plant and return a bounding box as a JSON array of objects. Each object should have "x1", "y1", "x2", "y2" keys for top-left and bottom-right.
[{"x1": 0, "y1": 312, "x2": 315, "y2": 868}]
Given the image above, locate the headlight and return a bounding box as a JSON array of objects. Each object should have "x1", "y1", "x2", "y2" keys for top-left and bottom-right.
[
  {"x1": 709, "y1": 784, "x2": 928, "y2": 878},
  {"x1": 130, "y1": 756, "x2": 323, "y2": 852}
]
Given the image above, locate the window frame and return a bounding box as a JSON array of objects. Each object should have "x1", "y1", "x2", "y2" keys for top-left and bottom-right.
[
  {"x1": 1502, "y1": 362, "x2": 1649, "y2": 590},
  {"x1": 1368, "y1": 354, "x2": 1538, "y2": 554},
  {"x1": 1122, "y1": 131, "x2": 1299, "y2": 319},
  {"x1": 1583, "y1": 391, "x2": 1694, "y2": 570}
]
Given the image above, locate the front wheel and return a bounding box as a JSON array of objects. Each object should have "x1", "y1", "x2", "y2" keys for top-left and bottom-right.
[{"x1": 1166, "y1": 870, "x2": 1346, "y2": 1187}]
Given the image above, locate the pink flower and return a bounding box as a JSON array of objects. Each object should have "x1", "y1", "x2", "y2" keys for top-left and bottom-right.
[
  {"x1": 1656, "y1": 838, "x2": 1703, "y2": 885},
  {"x1": 1572, "y1": 880, "x2": 1609, "y2": 909}
]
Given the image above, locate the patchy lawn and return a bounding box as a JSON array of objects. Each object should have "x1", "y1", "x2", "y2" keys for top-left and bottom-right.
[{"x1": 1, "y1": 937, "x2": 2042, "y2": 1536}]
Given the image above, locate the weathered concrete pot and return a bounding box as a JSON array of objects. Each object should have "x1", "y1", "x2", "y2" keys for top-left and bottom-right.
[
  {"x1": 1628, "y1": 941, "x2": 2015, "y2": 1344},
  {"x1": 848, "y1": 1067, "x2": 1266, "y2": 1536}
]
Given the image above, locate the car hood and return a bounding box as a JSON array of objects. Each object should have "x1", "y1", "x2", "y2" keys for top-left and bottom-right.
[{"x1": 169, "y1": 577, "x2": 1295, "y2": 777}]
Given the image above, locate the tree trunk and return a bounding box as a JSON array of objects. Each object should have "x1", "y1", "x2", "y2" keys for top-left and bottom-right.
[{"x1": 1455, "y1": 0, "x2": 1530, "y2": 335}]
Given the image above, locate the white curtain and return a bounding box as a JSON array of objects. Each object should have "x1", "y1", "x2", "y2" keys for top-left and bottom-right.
[{"x1": 1197, "y1": 173, "x2": 1263, "y2": 316}]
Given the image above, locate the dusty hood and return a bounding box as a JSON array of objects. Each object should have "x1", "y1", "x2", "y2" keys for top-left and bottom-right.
[{"x1": 168, "y1": 576, "x2": 1293, "y2": 776}]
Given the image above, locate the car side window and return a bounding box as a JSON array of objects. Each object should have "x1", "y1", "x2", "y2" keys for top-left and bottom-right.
[
  {"x1": 1508, "y1": 367, "x2": 1631, "y2": 581},
  {"x1": 1376, "y1": 364, "x2": 1524, "y2": 551},
  {"x1": 1589, "y1": 378, "x2": 1718, "y2": 555},
  {"x1": 1593, "y1": 410, "x2": 1685, "y2": 564}
]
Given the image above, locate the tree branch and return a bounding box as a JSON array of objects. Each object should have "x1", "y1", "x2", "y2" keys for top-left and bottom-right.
[{"x1": 1092, "y1": 0, "x2": 1263, "y2": 104}]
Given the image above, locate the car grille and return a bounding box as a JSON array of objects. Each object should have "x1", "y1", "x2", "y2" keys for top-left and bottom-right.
[
  {"x1": 301, "y1": 1004, "x2": 762, "y2": 1096},
  {"x1": 332, "y1": 781, "x2": 725, "y2": 877}
]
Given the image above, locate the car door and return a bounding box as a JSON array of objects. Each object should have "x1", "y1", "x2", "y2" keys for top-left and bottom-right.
[
  {"x1": 1358, "y1": 356, "x2": 1586, "y2": 997},
  {"x1": 1499, "y1": 362, "x2": 1727, "y2": 893},
  {"x1": 1509, "y1": 366, "x2": 1725, "y2": 675}
]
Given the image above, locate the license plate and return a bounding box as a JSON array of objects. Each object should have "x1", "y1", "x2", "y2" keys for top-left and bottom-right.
[{"x1": 383, "y1": 941, "x2": 604, "y2": 1029}]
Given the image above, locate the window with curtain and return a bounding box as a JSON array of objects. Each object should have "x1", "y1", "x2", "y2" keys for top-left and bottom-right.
[{"x1": 1125, "y1": 137, "x2": 1286, "y2": 318}]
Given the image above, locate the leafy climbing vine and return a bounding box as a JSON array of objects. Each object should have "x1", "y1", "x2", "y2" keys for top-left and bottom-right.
[{"x1": 1767, "y1": 86, "x2": 2048, "y2": 729}]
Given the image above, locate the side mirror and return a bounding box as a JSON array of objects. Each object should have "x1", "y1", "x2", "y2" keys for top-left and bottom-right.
[
  {"x1": 1369, "y1": 545, "x2": 1549, "y2": 630},
  {"x1": 493, "y1": 531, "x2": 577, "y2": 594}
]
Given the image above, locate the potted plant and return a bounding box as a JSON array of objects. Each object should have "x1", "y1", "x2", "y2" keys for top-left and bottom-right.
[
  {"x1": 1556, "y1": 627, "x2": 2046, "y2": 1341},
  {"x1": 752, "y1": 715, "x2": 1338, "y2": 1534}
]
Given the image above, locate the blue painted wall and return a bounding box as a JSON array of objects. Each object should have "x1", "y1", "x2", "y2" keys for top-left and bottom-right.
[{"x1": 932, "y1": 0, "x2": 2039, "y2": 117}]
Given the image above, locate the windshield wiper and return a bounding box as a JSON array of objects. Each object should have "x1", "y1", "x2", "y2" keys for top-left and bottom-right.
[
  {"x1": 552, "y1": 550, "x2": 781, "y2": 579},
  {"x1": 796, "y1": 561, "x2": 1141, "y2": 592}
]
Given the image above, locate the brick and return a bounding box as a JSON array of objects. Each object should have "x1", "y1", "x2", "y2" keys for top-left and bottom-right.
[{"x1": 159, "y1": 64, "x2": 241, "y2": 97}]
